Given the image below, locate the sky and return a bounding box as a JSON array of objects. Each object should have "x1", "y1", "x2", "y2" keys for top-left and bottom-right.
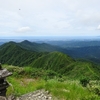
[{"x1": 0, "y1": 0, "x2": 100, "y2": 37}]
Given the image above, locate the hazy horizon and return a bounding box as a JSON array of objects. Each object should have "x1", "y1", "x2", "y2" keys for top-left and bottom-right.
[{"x1": 1, "y1": 36, "x2": 100, "y2": 42}]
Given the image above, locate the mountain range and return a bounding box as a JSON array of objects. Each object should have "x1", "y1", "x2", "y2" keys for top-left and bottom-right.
[
  {"x1": 46, "y1": 40, "x2": 100, "y2": 62},
  {"x1": 1, "y1": 40, "x2": 100, "y2": 63},
  {"x1": 0, "y1": 40, "x2": 100, "y2": 79}
]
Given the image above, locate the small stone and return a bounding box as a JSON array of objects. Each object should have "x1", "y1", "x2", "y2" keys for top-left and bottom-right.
[{"x1": 48, "y1": 96, "x2": 52, "y2": 100}]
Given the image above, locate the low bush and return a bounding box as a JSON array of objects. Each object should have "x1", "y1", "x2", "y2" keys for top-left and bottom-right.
[{"x1": 80, "y1": 77, "x2": 90, "y2": 87}]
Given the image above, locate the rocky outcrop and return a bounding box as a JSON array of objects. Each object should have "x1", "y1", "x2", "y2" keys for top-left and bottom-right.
[
  {"x1": 17, "y1": 89, "x2": 52, "y2": 100},
  {"x1": 7, "y1": 89, "x2": 54, "y2": 100},
  {"x1": 0, "y1": 64, "x2": 12, "y2": 97},
  {"x1": 0, "y1": 96, "x2": 6, "y2": 100}
]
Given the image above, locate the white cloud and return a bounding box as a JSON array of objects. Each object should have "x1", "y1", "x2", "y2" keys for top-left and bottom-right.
[
  {"x1": 16, "y1": 27, "x2": 31, "y2": 33},
  {"x1": 76, "y1": 9, "x2": 100, "y2": 26},
  {"x1": 97, "y1": 25, "x2": 100, "y2": 30},
  {"x1": 0, "y1": 9, "x2": 22, "y2": 35},
  {"x1": 0, "y1": 0, "x2": 100, "y2": 36}
]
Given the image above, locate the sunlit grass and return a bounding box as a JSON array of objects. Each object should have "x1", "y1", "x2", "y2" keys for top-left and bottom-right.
[
  {"x1": 44, "y1": 80, "x2": 95, "y2": 100},
  {"x1": 4, "y1": 65, "x2": 100, "y2": 100},
  {"x1": 7, "y1": 77, "x2": 45, "y2": 96},
  {"x1": 6, "y1": 78, "x2": 100, "y2": 100}
]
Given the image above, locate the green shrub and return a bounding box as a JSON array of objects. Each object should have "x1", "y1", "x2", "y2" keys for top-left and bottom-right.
[
  {"x1": 80, "y1": 77, "x2": 89, "y2": 87},
  {"x1": 94, "y1": 88, "x2": 100, "y2": 95}
]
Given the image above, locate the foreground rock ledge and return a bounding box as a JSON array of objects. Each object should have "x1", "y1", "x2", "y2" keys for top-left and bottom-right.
[
  {"x1": 0, "y1": 96, "x2": 6, "y2": 100},
  {"x1": 8, "y1": 89, "x2": 53, "y2": 100}
]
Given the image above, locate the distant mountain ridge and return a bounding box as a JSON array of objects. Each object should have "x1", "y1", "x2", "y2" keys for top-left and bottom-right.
[
  {"x1": 45, "y1": 41, "x2": 100, "y2": 63},
  {"x1": 46, "y1": 40, "x2": 100, "y2": 48},
  {"x1": 1, "y1": 40, "x2": 100, "y2": 63},
  {"x1": 0, "y1": 42, "x2": 48, "y2": 66},
  {"x1": 17, "y1": 40, "x2": 100, "y2": 63},
  {"x1": 0, "y1": 41, "x2": 100, "y2": 79},
  {"x1": 0, "y1": 40, "x2": 68, "y2": 53},
  {"x1": 18, "y1": 40, "x2": 69, "y2": 53},
  {"x1": 1, "y1": 40, "x2": 100, "y2": 64}
]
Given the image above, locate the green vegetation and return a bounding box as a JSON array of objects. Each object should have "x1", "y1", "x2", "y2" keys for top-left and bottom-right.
[
  {"x1": 80, "y1": 77, "x2": 90, "y2": 87},
  {"x1": 45, "y1": 80, "x2": 100, "y2": 100},
  {"x1": 7, "y1": 77, "x2": 45, "y2": 96},
  {"x1": 0, "y1": 42, "x2": 48, "y2": 66},
  {"x1": 0, "y1": 42, "x2": 100, "y2": 80},
  {"x1": 7, "y1": 77, "x2": 100, "y2": 100},
  {"x1": 3, "y1": 65, "x2": 100, "y2": 100},
  {"x1": 30, "y1": 51, "x2": 74, "y2": 72},
  {"x1": 19, "y1": 40, "x2": 65, "y2": 52},
  {"x1": 0, "y1": 41, "x2": 100, "y2": 99}
]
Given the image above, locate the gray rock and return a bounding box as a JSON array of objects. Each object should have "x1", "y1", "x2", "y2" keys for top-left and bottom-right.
[
  {"x1": 0, "y1": 96, "x2": 7, "y2": 100},
  {"x1": 18, "y1": 89, "x2": 53, "y2": 100}
]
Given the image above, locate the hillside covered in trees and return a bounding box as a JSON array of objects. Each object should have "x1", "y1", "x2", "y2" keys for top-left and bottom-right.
[{"x1": 0, "y1": 41, "x2": 100, "y2": 80}]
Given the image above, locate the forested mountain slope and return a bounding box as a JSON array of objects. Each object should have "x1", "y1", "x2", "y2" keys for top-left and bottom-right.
[
  {"x1": 0, "y1": 42, "x2": 100, "y2": 79},
  {"x1": 0, "y1": 42, "x2": 48, "y2": 66},
  {"x1": 18, "y1": 40, "x2": 70, "y2": 54},
  {"x1": 1, "y1": 40, "x2": 100, "y2": 64}
]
